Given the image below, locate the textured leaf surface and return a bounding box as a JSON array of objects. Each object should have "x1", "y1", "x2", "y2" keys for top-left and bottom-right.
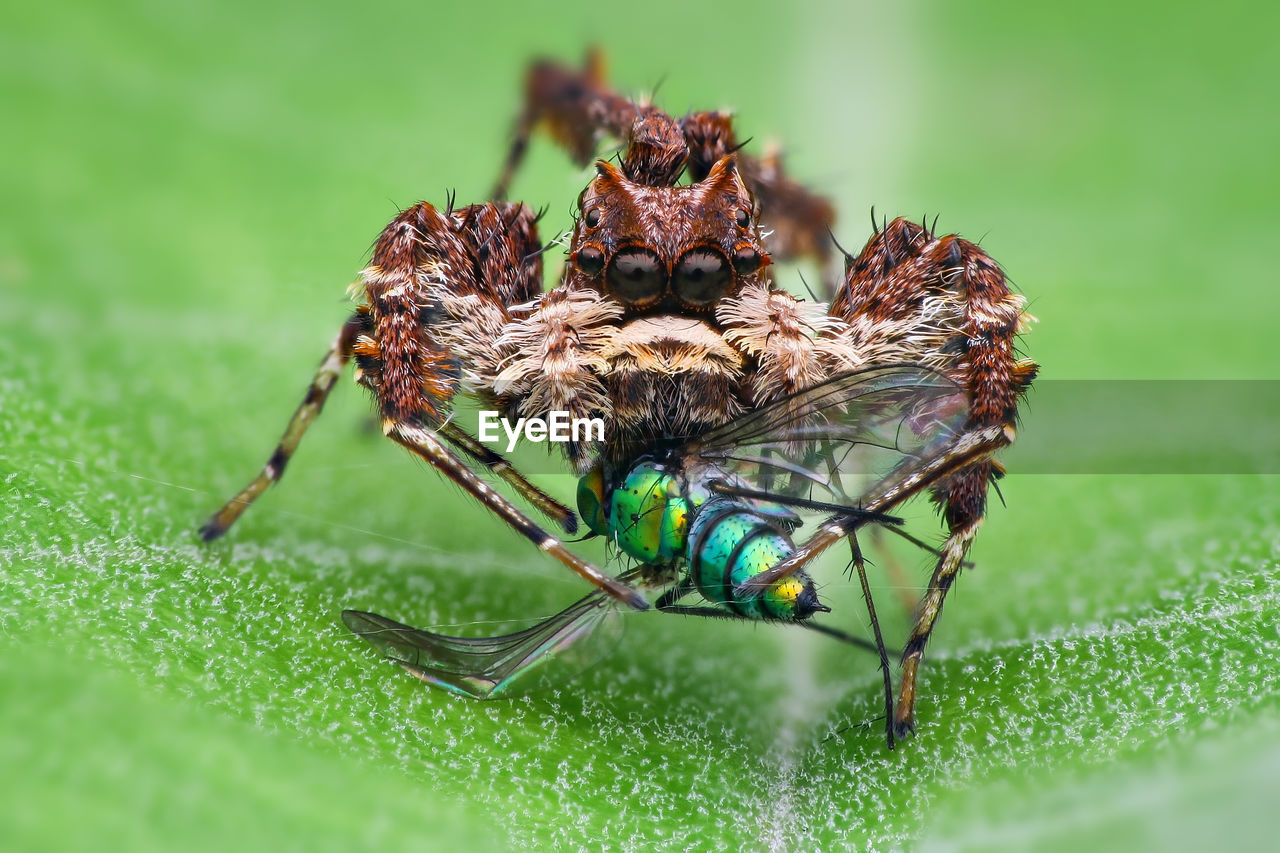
[{"x1": 3, "y1": 1, "x2": 1277, "y2": 850}]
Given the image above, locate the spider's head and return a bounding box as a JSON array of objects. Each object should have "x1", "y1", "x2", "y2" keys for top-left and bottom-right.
[{"x1": 567, "y1": 156, "x2": 771, "y2": 313}]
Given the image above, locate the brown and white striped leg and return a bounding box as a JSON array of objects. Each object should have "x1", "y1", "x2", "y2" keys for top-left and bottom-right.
[
  {"x1": 198, "y1": 310, "x2": 577, "y2": 540},
  {"x1": 387, "y1": 422, "x2": 646, "y2": 610},
  {"x1": 894, "y1": 477, "x2": 983, "y2": 736},
  {"x1": 199, "y1": 312, "x2": 366, "y2": 541},
  {"x1": 435, "y1": 422, "x2": 577, "y2": 534},
  {"x1": 360, "y1": 199, "x2": 645, "y2": 608}
]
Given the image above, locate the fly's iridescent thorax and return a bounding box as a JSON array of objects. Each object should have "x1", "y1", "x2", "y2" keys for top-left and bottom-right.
[
  {"x1": 576, "y1": 460, "x2": 710, "y2": 563},
  {"x1": 575, "y1": 461, "x2": 827, "y2": 622}
]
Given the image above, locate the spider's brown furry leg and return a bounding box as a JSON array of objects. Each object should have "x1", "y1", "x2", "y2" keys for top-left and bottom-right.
[
  {"x1": 682, "y1": 111, "x2": 839, "y2": 296},
  {"x1": 492, "y1": 51, "x2": 689, "y2": 193},
  {"x1": 492, "y1": 50, "x2": 629, "y2": 200},
  {"x1": 199, "y1": 310, "x2": 368, "y2": 541},
  {"x1": 828, "y1": 216, "x2": 1038, "y2": 738},
  {"x1": 200, "y1": 202, "x2": 579, "y2": 539},
  {"x1": 358, "y1": 200, "x2": 647, "y2": 610}
]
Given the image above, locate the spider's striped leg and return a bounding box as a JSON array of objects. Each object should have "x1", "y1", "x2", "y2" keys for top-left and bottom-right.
[
  {"x1": 357, "y1": 199, "x2": 646, "y2": 610},
  {"x1": 199, "y1": 311, "x2": 366, "y2": 541},
  {"x1": 435, "y1": 422, "x2": 578, "y2": 534},
  {"x1": 387, "y1": 423, "x2": 646, "y2": 610},
  {"x1": 200, "y1": 199, "x2": 581, "y2": 542},
  {"x1": 827, "y1": 215, "x2": 1037, "y2": 738}
]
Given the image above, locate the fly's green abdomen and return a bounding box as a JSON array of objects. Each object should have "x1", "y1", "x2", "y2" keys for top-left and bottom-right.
[{"x1": 689, "y1": 498, "x2": 824, "y2": 621}]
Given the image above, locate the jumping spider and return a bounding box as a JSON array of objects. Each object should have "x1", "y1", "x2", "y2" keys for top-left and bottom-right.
[{"x1": 200, "y1": 52, "x2": 1036, "y2": 743}]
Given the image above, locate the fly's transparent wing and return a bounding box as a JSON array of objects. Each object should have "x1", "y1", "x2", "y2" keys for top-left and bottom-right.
[
  {"x1": 342, "y1": 590, "x2": 624, "y2": 699},
  {"x1": 685, "y1": 365, "x2": 969, "y2": 513}
]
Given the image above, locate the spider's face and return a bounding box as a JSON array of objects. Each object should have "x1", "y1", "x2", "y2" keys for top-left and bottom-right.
[{"x1": 568, "y1": 156, "x2": 771, "y2": 313}]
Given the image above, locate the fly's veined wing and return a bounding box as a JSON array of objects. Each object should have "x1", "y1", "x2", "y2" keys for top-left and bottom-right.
[
  {"x1": 342, "y1": 590, "x2": 624, "y2": 699},
  {"x1": 684, "y1": 365, "x2": 969, "y2": 513}
]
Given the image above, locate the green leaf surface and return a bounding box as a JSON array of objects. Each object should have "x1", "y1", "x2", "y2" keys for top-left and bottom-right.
[{"x1": 4, "y1": 1, "x2": 1278, "y2": 850}]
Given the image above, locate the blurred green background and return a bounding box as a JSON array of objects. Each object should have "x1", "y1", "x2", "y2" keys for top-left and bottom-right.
[{"x1": 3, "y1": 0, "x2": 1278, "y2": 850}]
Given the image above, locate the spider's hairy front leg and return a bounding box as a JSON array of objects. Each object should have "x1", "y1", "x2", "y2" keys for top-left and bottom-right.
[
  {"x1": 829, "y1": 216, "x2": 1038, "y2": 738},
  {"x1": 199, "y1": 203, "x2": 576, "y2": 540},
  {"x1": 682, "y1": 111, "x2": 839, "y2": 296},
  {"x1": 355, "y1": 201, "x2": 646, "y2": 609}
]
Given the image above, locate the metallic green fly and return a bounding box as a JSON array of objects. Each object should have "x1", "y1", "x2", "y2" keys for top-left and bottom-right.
[{"x1": 344, "y1": 366, "x2": 1011, "y2": 747}]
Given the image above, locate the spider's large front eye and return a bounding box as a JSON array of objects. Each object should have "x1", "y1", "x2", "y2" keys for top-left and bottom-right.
[
  {"x1": 606, "y1": 247, "x2": 667, "y2": 305},
  {"x1": 673, "y1": 248, "x2": 731, "y2": 306}
]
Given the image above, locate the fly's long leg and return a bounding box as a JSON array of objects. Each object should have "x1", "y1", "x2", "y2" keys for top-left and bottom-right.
[
  {"x1": 199, "y1": 312, "x2": 366, "y2": 541},
  {"x1": 737, "y1": 424, "x2": 1014, "y2": 594},
  {"x1": 388, "y1": 422, "x2": 647, "y2": 610},
  {"x1": 848, "y1": 532, "x2": 896, "y2": 750},
  {"x1": 656, "y1": 599, "x2": 879, "y2": 657}
]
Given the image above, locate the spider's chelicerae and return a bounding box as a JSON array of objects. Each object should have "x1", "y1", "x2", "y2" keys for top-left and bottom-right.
[{"x1": 201, "y1": 53, "x2": 1036, "y2": 745}]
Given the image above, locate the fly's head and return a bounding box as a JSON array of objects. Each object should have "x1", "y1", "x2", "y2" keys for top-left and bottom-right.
[{"x1": 567, "y1": 156, "x2": 771, "y2": 315}]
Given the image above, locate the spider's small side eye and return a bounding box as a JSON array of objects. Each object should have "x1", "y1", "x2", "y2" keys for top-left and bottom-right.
[
  {"x1": 732, "y1": 247, "x2": 762, "y2": 275},
  {"x1": 585, "y1": 208, "x2": 601, "y2": 228},
  {"x1": 734, "y1": 209, "x2": 750, "y2": 228},
  {"x1": 576, "y1": 246, "x2": 605, "y2": 276}
]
